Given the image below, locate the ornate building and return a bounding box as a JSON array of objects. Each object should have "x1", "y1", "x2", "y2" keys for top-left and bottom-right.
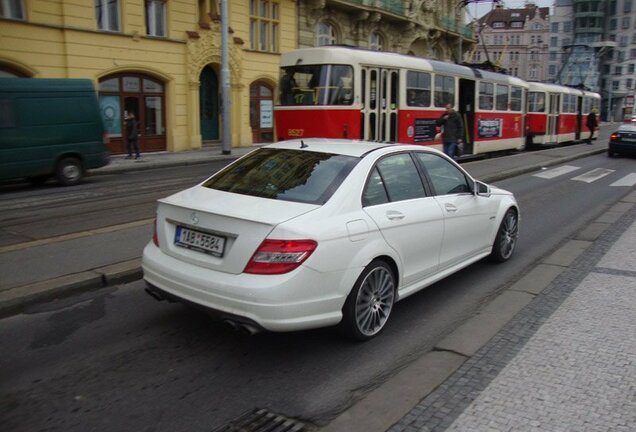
[{"x1": 298, "y1": 0, "x2": 474, "y2": 62}]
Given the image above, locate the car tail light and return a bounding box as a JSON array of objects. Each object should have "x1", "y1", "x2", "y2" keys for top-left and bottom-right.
[
  {"x1": 152, "y1": 219, "x2": 159, "y2": 247},
  {"x1": 244, "y1": 239, "x2": 317, "y2": 275},
  {"x1": 610, "y1": 133, "x2": 619, "y2": 141}
]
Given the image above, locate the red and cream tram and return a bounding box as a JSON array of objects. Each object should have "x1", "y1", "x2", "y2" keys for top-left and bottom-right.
[
  {"x1": 274, "y1": 46, "x2": 601, "y2": 154},
  {"x1": 526, "y1": 82, "x2": 601, "y2": 146},
  {"x1": 275, "y1": 46, "x2": 529, "y2": 156}
]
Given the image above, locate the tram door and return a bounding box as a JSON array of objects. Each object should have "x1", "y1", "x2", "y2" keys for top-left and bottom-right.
[
  {"x1": 361, "y1": 67, "x2": 399, "y2": 142},
  {"x1": 459, "y1": 79, "x2": 476, "y2": 154},
  {"x1": 547, "y1": 93, "x2": 560, "y2": 143},
  {"x1": 575, "y1": 96, "x2": 583, "y2": 141}
]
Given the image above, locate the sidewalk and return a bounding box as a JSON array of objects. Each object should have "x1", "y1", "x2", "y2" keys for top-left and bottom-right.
[{"x1": 322, "y1": 189, "x2": 636, "y2": 432}]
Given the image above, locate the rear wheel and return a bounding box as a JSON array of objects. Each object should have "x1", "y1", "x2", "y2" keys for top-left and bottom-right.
[
  {"x1": 490, "y1": 208, "x2": 518, "y2": 262},
  {"x1": 56, "y1": 157, "x2": 84, "y2": 186},
  {"x1": 341, "y1": 260, "x2": 396, "y2": 341}
]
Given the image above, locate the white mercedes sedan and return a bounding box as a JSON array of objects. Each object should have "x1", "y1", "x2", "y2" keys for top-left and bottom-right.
[{"x1": 142, "y1": 139, "x2": 519, "y2": 340}]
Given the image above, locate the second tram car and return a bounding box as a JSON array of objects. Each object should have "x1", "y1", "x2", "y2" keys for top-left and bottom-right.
[
  {"x1": 274, "y1": 47, "x2": 601, "y2": 155},
  {"x1": 526, "y1": 82, "x2": 601, "y2": 147}
]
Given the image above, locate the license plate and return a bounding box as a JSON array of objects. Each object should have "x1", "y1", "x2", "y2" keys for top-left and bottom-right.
[{"x1": 175, "y1": 226, "x2": 225, "y2": 256}]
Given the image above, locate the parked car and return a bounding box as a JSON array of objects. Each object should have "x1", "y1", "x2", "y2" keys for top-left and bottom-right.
[
  {"x1": 608, "y1": 124, "x2": 636, "y2": 157},
  {"x1": 142, "y1": 139, "x2": 520, "y2": 340},
  {"x1": 0, "y1": 78, "x2": 110, "y2": 186}
]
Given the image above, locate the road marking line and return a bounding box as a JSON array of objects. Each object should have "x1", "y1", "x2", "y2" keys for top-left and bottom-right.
[
  {"x1": 571, "y1": 168, "x2": 615, "y2": 183},
  {"x1": 610, "y1": 173, "x2": 636, "y2": 187},
  {"x1": 533, "y1": 165, "x2": 580, "y2": 179},
  {"x1": 0, "y1": 219, "x2": 154, "y2": 254}
]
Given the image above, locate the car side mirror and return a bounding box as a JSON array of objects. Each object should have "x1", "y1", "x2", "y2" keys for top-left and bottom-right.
[{"x1": 474, "y1": 181, "x2": 491, "y2": 197}]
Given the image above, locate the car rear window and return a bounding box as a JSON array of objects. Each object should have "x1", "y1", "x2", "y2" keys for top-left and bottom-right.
[{"x1": 203, "y1": 148, "x2": 359, "y2": 204}]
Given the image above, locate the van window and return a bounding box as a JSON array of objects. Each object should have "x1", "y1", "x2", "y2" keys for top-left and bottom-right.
[{"x1": 0, "y1": 98, "x2": 17, "y2": 128}]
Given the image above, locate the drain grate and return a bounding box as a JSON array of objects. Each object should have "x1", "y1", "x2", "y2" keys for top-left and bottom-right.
[{"x1": 213, "y1": 408, "x2": 307, "y2": 432}]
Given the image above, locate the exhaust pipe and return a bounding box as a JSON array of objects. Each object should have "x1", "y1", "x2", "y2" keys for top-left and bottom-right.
[
  {"x1": 222, "y1": 319, "x2": 239, "y2": 331},
  {"x1": 145, "y1": 287, "x2": 165, "y2": 301},
  {"x1": 238, "y1": 323, "x2": 262, "y2": 336}
]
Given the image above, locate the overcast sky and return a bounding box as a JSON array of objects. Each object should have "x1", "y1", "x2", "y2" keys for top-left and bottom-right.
[{"x1": 463, "y1": 0, "x2": 554, "y2": 22}]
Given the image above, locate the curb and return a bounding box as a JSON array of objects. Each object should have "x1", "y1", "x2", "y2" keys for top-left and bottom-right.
[{"x1": 0, "y1": 258, "x2": 141, "y2": 318}]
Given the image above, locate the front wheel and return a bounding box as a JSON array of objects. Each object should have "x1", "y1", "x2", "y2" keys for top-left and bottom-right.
[
  {"x1": 490, "y1": 208, "x2": 519, "y2": 263},
  {"x1": 341, "y1": 260, "x2": 396, "y2": 341},
  {"x1": 56, "y1": 157, "x2": 84, "y2": 186}
]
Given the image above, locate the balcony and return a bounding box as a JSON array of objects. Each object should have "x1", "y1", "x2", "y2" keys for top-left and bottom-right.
[
  {"x1": 440, "y1": 16, "x2": 475, "y2": 39},
  {"x1": 334, "y1": 0, "x2": 405, "y2": 16}
]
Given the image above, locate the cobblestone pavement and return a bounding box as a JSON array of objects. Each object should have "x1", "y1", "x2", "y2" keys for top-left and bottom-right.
[{"x1": 390, "y1": 201, "x2": 636, "y2": 432}]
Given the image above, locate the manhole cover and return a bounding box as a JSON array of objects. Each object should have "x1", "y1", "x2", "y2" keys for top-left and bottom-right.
[{"x1": 213, "y1": 408, "x2": 307, "y2": 432}]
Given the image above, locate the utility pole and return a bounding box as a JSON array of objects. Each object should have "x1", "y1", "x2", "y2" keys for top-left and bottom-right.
[{"x1": 220, "y1": 0, "x2": 231, "y2": 154}]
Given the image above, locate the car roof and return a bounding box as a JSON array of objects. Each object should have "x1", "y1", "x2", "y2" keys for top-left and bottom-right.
[
  {"x1": 617, "y1": 124, "x2": 636, "y2": 132},
  {"x1": 264, "y1": 138, "x2": 440, "y2": 158}
]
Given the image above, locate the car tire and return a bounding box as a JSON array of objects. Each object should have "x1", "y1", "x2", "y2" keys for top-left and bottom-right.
[
  {"x1": 56, "y1": 157, "x2": 84, "y2": 186},
  {"x1": 490, "y1": 208, "x2": 519, "y2": 263},
  {"x1": 608, "y1": 149, "x2": 615, "y2": 158},
  {"x1": 341, "y1": 260, "x2": 396, "y2": 341}
]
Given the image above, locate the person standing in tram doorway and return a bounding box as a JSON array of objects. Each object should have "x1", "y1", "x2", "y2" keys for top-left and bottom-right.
[
  {"x1": 437, "y1": 104, "x2": 464, "y2": 159},
  {"x1": 586, "y1": 108, "x2": 598, "y2": 144},
  {"x1": 125, "y1": 111, "x2": 141, "y2": 160}
]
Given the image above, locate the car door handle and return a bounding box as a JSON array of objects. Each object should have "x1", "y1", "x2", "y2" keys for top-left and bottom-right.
[
  {"x1": 445, "y1": 203, "x2": 458, "y2": 213},
  {"x1": 386, "y1": 210, "x2": 405, "y2": 220}
]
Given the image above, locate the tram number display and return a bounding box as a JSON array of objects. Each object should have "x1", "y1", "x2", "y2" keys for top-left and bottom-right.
[
  {"x1": 414, "y1": 118, "x2": 438, "y2": 142},
  {"x1": 478, "y1": 119, "x2": 502, "y2": 138},
  {"x1": 288, "y1": 129, "x2": 305, "y2": 137}
]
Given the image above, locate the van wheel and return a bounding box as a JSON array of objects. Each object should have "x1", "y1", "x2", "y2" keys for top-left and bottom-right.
[{"x1": 56, "y1": 157, "x2": 84, "y2": 186}]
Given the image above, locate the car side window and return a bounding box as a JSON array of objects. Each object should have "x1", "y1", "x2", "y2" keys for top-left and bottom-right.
[
  {"x1": 363, "y1": 153, "x2": 426, "y2": 206},
  {"x1": 415, "y1": 153, "x2": 471, "y2": 195}
]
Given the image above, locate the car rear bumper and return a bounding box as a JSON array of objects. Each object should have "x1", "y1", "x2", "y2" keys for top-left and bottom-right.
[
  {"x1": 141, "y1": 242, "x2": 348, "y2": 332},
  {"x1": 609, "y1": 142, "x2": 636, "y2": 155}
]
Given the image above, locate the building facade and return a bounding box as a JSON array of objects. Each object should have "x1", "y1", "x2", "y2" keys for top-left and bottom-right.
[
  {"x1": 0, "y1": 1, "x2": 474, "y2": 155},
  {"x1": 471, "y1": 4, "x2": 549, "y2": 82},
  {"x1": 0, "y1": 0, "x2": 297, "y2": 154},
  {"x1": 298, "y1": 0, "x2": 474, "y2": 62}
]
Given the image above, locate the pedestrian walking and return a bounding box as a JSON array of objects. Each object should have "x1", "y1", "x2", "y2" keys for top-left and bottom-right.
[
  {"x1": 125, "y1": 112, "x2": 141, "y2": 159},
  {"x1": 586, "y1": 109, "x2": 598, "y2": 144},
  {"x1": 437, "y1": 104, "x2": 464, "y2": 159}
]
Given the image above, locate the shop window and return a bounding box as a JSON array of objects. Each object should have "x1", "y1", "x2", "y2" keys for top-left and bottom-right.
[
  {"x1": 250, "y1": 81, "x2": 274, "y2": 143},
  {"x1": 98, "y1": 73, "x2": 166, "y2": 154}
]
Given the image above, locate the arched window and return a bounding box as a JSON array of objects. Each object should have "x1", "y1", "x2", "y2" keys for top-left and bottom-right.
[
  {"x1": 98, "y1": 73, "x2": 167, "y2": 154},
  {"x1": 369, "y1": 32, "x2": 384, "y2": 51},
  {"x1": 250, "y1": 81, "x2": 274, "y2": 143},
  {"x1": 316, "y1": 22, "x2": 336, "y2": 46}
]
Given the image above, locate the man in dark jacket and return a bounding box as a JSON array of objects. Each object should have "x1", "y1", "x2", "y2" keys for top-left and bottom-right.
[
  {"x1": 125, "y1": 112, "x2": 141, "y2": 159},
  {"x1": 437, "y1": 104, "x2": 464, "y2": 159},
  {"x1": 585, "y1": 109, "x2": 598, "y2": 144}
]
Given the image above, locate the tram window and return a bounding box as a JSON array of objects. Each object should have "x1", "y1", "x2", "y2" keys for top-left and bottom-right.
[
  {"x1": 406, "y1": 71, "x2": 431, "y2": 107},
  {"x1": 479, "y1": 82, "x2": 494, "y2": 110},
  {"x1": 434, "y1": 75, "x2": 454, "y2": 107},
  {"x1": 329, "y1": 65, "x2": 354, "y2": 105},
  {"x1": 496, "y1": 84, "x2": 509, "y2": 111},
  {"x1": 510, "y1": 86, "x2": 522, "y2": 111},
  {"x1": 528, "y1": 92, "x2": 545, "y2": 112},
  {"x1": 278, "y1": 64, "x2": 353, "y2": 106}
]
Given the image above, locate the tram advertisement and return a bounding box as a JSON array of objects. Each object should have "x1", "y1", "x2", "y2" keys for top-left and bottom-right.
[
  {"x1": 478, "y1": 119, "x2": 502, "y2": 138},
  {"x1": 414, "y1": 118, "x2": 438, "y2": 142}
]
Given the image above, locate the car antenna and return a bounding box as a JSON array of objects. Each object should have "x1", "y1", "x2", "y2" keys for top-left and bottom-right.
[{"x1": 300, "y1": 140, "x2": 308, "y2": 148}]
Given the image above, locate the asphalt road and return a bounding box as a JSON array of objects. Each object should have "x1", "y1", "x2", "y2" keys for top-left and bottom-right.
[{"x1": 1, "y1": 145, "x2": 634, "y2": 431}]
